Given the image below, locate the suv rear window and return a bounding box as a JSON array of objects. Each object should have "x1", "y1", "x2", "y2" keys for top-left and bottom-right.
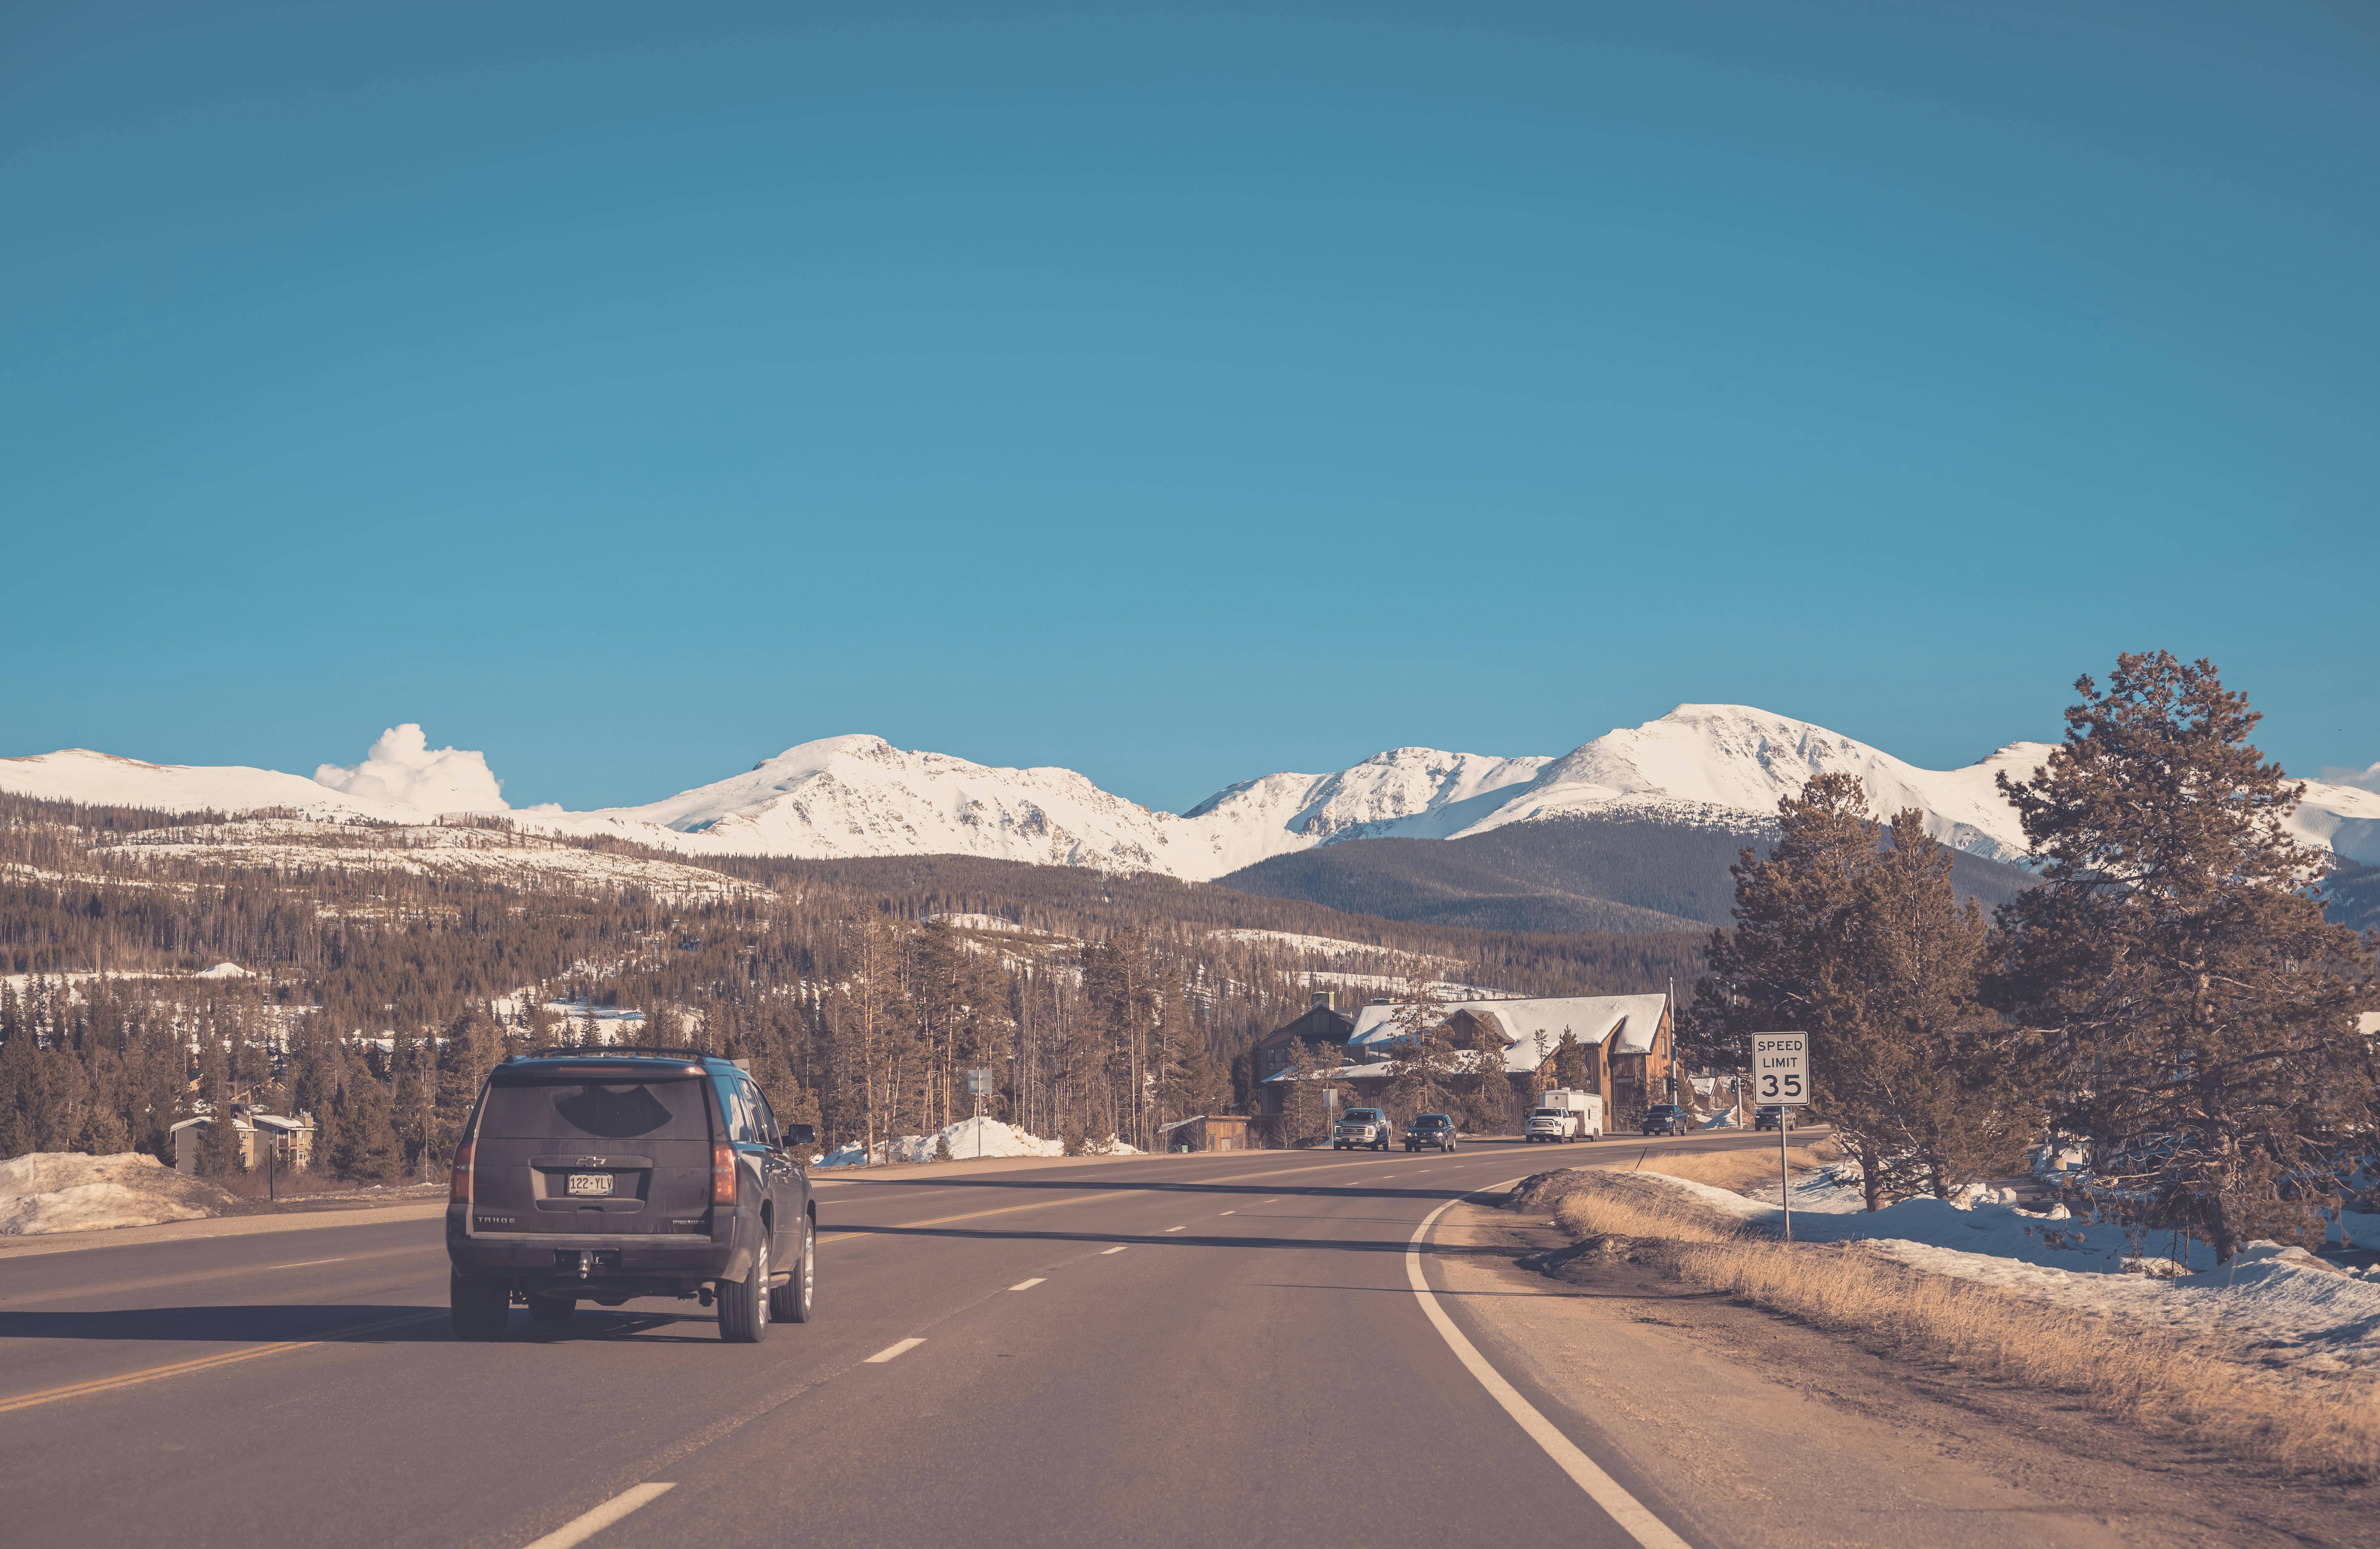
[{"x1": 479, "y1": 1075, "x2": 710, "y2": 1141}]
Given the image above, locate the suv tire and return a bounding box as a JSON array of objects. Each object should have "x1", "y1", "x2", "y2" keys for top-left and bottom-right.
[
  {"x1": 769, "y1": 1215, "x2": 815, "y2": 1324},
  {"x1": 450, "y1": 1272, "x2": 509, "y2": 1342},
  {"x1": 718, "y1": 1232, "x2": 770, "y2": 1343}
]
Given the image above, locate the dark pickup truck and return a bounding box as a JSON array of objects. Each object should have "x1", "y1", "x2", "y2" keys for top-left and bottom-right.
[
  {"x1": 446, "y1": 1048, "x2": 816, "y2": 1343},
  {"x1": 1640, "y1": 1104, "x2": 1692, "y2": 1137}
]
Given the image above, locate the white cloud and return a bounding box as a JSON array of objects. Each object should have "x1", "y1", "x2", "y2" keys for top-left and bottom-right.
[
  {"x1": 2319, "y1": 761, "x2": 2380, "y2": 795},
  {"x1": 315, "y1": 725, "x2": 507, "y2": 812}
]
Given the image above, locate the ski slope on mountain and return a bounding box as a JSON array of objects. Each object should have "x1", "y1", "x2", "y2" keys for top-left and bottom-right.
[{"x1": 6, "y1": 706, "x2": 2376, "y2": 879}]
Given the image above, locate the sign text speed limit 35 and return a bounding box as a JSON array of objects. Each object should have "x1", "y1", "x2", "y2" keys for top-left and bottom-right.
[{"x1": 1752, "y1": 1032, "x2": 1809, "y2": 1106}]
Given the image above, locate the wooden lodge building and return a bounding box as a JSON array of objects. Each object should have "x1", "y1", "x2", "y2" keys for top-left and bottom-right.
[
  {"x1": 1247, "y1": 992, "x2": 1358, "y2": 1118},
  {"x1": 1254, "y1": 992, "x2": 1675, "y2": 1131}
]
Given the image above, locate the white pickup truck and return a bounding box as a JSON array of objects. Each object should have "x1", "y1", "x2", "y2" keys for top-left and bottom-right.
[{"x1": 1524, "y1": 1089, "x2": 1604, "y2": 1142}]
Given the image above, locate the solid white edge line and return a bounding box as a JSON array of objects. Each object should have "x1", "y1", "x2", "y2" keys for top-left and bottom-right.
[
  {"x1": 520, "y1": 1482, "x2": 675, "y2": 1549},
  {"x1": 1008, "y1": 1278, "x2": 1046, "y2": 1290},
  {"x1": 864, "y1": 1337, "x2": 925, "y2": 1363},
  {"x1": 1408, "y1": 1186, "x2": 1695, "y2": 1549}
]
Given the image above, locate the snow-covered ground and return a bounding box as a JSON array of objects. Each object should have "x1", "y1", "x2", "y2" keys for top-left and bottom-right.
[
  {"x1": 1649, "y1": 1165, "x2": 2380, "y2": 1386},
  {"x1": 105, "y1": 819, "x2": 752, "y2": 901},
  {"x1": 816, "y1": 1117, "x2": 1137, "y2": 1167},
  {"x1": 0, "y1": 1152, "x2": 229, "y2": 1235}
]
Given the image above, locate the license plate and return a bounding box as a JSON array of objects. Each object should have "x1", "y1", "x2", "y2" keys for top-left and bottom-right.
[{"x1": 567, "y1": 1172, "x2": 614, "y2": 1197}]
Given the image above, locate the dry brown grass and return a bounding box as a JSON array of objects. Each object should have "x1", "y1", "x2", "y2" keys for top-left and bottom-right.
[
  {"x1": 1612, "y1": 1138, "x2": 1845, "y2": 1195},
  {"x1": 1541, "y1": 1170, "x2": 2380, "y2": 1481}
]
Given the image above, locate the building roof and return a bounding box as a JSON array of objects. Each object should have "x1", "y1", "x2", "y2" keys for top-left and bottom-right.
[
  {"x1": 170, "y1": 1109, "x2": 315, "y2": 1135},
  {"x1": 1346, "y1": 994, "x2": 1669, "y2": 1072}
]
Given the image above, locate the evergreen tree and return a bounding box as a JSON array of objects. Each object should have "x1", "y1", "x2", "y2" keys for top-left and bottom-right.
[
  {"x1": 1696, "y1": 775, "x2": 2031, "y2": 1209},
  {"x1": 1462, "y1": 1013, "x2": 1519, "y2": 1134},
  {"x1": 1550, "y1": 1030, "x2": 1593, "y2": 1092},
  {"x1": 1849, "y1": 809, "x2": 2043, "y2": 1199},
  {"x1": 1381, "y1": 976, "x2": 1463, "y2": 1125},
  {"x1": 1993, "y1": 652, "x2": 2377, "y2": 1261},
  {"x1": 328, "y1": 1053, "x2": 405, "y2": 1183},
  {"x1": 193, "y1": 1034, "x2": 242, "y2": 1176}
]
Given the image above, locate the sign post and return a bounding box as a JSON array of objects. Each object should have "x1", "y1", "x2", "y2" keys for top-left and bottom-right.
[{"x1": 1751, "y1": 1032, "x2": 1810, "y2": 1242}]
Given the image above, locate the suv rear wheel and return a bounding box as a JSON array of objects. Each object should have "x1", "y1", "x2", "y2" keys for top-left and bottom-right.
[
  {"x1": 718, "y1": 1232, "x2": 770, "y2": 1343},
  {"x1": 450, "y1": 1272, "x2": 509, "y2": 1341},
  {"x1": 770, "y1": 1214, "x2": 815, "y2": 1324}
]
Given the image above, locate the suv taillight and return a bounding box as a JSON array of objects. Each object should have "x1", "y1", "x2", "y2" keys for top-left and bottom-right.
[
  {"x1": 711, "y1": 1142, "x2": 738, "y2": 1206},
  {"x1": 449, "y1": 1139, "x2": 473, "y2": 1203}
]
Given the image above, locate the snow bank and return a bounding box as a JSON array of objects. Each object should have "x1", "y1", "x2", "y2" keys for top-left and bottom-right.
[
  {"x1": 1643, "y1": 1165, "x2": 2380, "y2": 1385},
  {"x1": 816, "y1": 1118, "x2": 1139, "y2": 1167},
  {"x1": 0, "y1": 1152, "x2": 231, "y2": 1235}
]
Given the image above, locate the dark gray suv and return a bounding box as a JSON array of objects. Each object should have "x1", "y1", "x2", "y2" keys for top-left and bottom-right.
[{"x1": 446, "y1": 1049, "x2": 816, "y2": 1343}]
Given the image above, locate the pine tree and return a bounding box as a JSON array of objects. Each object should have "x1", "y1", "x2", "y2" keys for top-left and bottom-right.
[
  {"x1": 1849, "y1": 810, "x2": 2043, "y2": 1199},
  {"x1": 1381, "y1": 975, "x2": 1463, "y2": 1126},
  {"x1": 1462, "y1": 1013, "x2": 1519, "y2": 1134},
  {"x1": 1994, "y1": 652, "x2": 2377, "y2": 1261},
  {"x1": 194, "y1": 1034, "x2": 243, "y2": 1176},
  {"x1": 1695, "y1": 775, "x2": 2033, "y2": 1209},
  {"x1": 328, "y1": 1052, "x2": 405, "y2": 1183}
]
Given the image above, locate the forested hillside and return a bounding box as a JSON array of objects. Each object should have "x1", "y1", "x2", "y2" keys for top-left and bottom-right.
[
  {"x1": 1218, "y1": 812, "x2": 2040, "y2": 931},
  {"x1": 0, "y1": 793, "x2": 1704, "y2": 1178}
]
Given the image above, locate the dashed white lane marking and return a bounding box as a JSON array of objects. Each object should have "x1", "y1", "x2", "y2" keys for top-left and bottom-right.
[
  {"x1": 1008, "y1": 1278, "x2": 1046, "y2": 1290},
  {"x1": 1163, "y1": 1225, "x2": 1186, "y2": 1232},
  {"x1": 1408, "y1": 1186, "x2": 1692, "y2": 1549},
  {"x1": 1100, "y1": 1246, "x2": 1127, "y2": 1255},
  {"x1": 1218, "y1": 1210, "x2": 1235, "y2": 1216},
  {"x1": 521, "y1": 1481, "x2": 675, "y2": 1549},
  {"x1": 864, "y1": 1338, "x2": 925, "y2": 1363},
  {"x1": 267, "y1": 1258, "x2": 348, "y2": 1269}
]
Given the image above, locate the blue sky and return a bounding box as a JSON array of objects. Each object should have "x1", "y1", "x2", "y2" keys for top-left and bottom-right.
[{"x1": 5, "y1": 0, "x2": 2375, "y2": 813}]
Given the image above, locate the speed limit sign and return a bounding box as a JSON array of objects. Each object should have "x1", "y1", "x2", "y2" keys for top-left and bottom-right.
[{"x1": 1751, "y1": 1032, "x2": 1809, "y2": 1106}]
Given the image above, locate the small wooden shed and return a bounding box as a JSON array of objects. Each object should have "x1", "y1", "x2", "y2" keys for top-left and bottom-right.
[{"x1": 1160, "y1": 1115, "x2": 1254, "y2": 1153}]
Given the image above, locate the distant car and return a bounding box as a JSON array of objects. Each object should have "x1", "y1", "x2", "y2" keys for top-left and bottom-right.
[
  {"x1": 446, "y1": 1047, "x2": 816, "y2": 1343},
  {"x1": 1332, "y1": 1107, "x2": 1392, "y2": 1151},
  {"x1": 1403, "y1": 1113, "x2": 1458, "y2": 1152},
  {"x1": 1753, "y1": 1105, "x2": 1793, "y2": 1132},
  {"x1": 1640, "y1": 1104, "x2": 1691, "y2": 1137}
]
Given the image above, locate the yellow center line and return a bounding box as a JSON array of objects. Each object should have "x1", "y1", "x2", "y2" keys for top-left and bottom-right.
[{"x1": 0, "y1": 1310, "x2": 446, "y2": 1415}]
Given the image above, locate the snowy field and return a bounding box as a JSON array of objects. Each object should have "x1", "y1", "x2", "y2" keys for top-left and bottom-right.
[{"x1": 1649, "y1": 1164, "x2": 2380, "y2": 1387}]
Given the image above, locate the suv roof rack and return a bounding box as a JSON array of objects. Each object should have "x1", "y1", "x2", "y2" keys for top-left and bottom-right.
[{"x1": 513, "y1": 1044, "x2": 727, "y2": 1063}]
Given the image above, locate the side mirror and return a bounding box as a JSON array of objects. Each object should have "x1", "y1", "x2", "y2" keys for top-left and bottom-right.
[{"x1": 787, "y1": 1123, "x2": 817, "y2": 1148}]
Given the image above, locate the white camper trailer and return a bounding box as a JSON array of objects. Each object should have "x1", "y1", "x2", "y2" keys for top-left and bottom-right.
[{"x1": 1525, "y1": 1089, "x2": 1603, "y2": 1142}]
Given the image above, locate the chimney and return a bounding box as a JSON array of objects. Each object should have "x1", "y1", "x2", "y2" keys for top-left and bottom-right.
[{"x1": 1311, "y1": 989, "x2": 1333, "y2": 1012}]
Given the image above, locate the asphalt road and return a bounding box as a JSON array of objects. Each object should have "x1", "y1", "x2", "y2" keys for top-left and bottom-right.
[{"x1": 0, "y1": 1132, "x2": 1781, "y2": 1549}]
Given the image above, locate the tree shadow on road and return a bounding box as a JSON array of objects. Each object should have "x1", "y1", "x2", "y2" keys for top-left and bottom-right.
[{"x1": 0, "y1": 1303, "x2": 724, "y2": 1345}]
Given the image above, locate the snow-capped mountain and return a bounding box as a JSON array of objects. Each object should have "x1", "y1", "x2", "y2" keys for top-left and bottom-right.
[
  {"x1": 1458, "y1": 705, "x2": 2051, "y2": 863},
  {"x1": 0, "y1": 749, "x2": 426, "y2": 824},
  {"x1": 6, "y1": 706, "x2": 2376, "y2": 879}
]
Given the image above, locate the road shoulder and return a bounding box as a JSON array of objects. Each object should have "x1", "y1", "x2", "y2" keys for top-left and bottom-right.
[
  {"x1": 1425, "y1": 1198, "x2": 2372, "y2": 1549},
  {"x1": 0, "y1": 1199, "x2": 448, "y2": 1259}
]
